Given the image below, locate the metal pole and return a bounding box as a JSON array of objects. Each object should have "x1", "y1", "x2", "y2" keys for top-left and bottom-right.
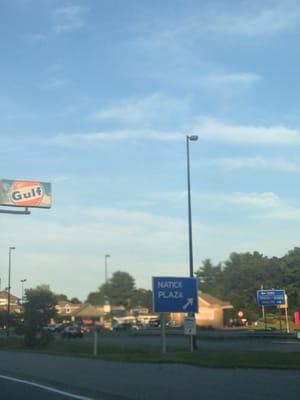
[
  {"x1": 186, "y1": 135, "x2": 198, "y2": 352},
  {"x1": 161, "y1": 313, "x2": 166, "y2": 354},
  {"x1": 186, "y1": 137, "x2": 194, "y2": 279},
  {"x1": 7, "y1": 247, "x2": 15, "y2": 337},
  {"x1": 104, "y1": 254, "x2": 110, "y2": 283},
  {"x1": 285, "y1": 307, "x2": 290, "y2": 333},
  {"x1": 261, "y1": 285, "x2": 266, "y2": 330},
  {"x1": 279, "y1": 308, "x2": 282, "y2": 332},
  {"x1": 93, "y1": 326, "x2": 98, "y2": 357},
  {"x1": 21, "y1": 279, "x2": 26, "y2": 305}
]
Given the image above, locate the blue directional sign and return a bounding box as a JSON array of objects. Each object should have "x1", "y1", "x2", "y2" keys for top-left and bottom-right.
[
  {"x1": 152, "y1": 276, "x2": 198, "y2": 313},
  {"x1": 257, "y1": 290, "x2": 286, "y2": 306}
]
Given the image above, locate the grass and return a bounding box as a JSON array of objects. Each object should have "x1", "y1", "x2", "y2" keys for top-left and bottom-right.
[{"x1": 1, "y1": 336, "x2": 300, "y2": 369}]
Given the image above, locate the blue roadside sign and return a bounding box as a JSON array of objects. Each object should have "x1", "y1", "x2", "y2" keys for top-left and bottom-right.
[
  {"x1": 257, "y1": 289, "x2": 286, "y2": 306},
  {"x1": 152, "y1": 276, "x2": 198, "y2": 313}
]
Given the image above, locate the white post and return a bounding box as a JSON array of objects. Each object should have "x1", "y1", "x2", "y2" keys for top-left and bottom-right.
[
  {"x1": 285, "y1": 308, "x2": 290, "y2": 333},
  {"x1": 93, "y1": 327, "x2": 98, "y2": 356}
]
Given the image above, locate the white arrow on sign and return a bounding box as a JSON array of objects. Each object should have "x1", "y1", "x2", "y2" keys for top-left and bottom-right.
[{"x1": 183, "y1": 298, "x2": 194, "y2": 310}]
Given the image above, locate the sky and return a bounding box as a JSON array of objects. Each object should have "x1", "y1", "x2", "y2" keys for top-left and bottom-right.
[{"x1": 1, "y1": 0, "x2": 300, "y2": 301}]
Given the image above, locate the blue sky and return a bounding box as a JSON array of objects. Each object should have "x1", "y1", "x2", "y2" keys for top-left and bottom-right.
[{"x1": 1, "y1": 0, "x2": 300, "y2": 300}]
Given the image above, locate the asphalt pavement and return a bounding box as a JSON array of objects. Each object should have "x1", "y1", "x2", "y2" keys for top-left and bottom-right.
[
  {"x1": 0, "y1": 374, "x2": 94, "y2": 400},
  {"x1": 0, "y1": 351, "x2": 300, "y2": 400}
]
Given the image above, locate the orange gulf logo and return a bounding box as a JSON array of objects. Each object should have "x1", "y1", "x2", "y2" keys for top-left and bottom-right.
[{"x1": 9, "y1": 181, "x2": 44, "y2": 207}]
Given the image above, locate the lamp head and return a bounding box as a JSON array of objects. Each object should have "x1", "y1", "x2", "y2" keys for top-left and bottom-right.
[{"x1": 189, "y1": 135, "x2": 198, "y2": 141}]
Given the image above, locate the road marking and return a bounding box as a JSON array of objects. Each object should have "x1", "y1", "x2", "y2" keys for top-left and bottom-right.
[
  {"x1": 0, "y1": 374, "x2": 96, "y2": 400},
  {"x1": 272, "y1": 341, "x2": 300, "y2": 344}
]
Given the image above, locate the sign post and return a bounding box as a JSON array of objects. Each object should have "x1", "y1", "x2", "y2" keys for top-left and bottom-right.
[
  {"x1": 257, "y1": 290, "x2": 286, "y2": 331},
  {"x1": 161, "y1": 313, "x2": 166, "y2": 354},
  {"x1": 152, "y1": 276, "x2": 198, "y2": 353},
  {"x1": 184, "y1": 316, "x2": 196, "y2": 336}
]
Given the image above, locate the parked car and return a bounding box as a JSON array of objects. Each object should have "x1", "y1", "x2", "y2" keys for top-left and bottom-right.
[
  {"x1": 61, "y1": 325, "x2": 83, "y2": 338},
  {"x1": 149, "y1": 319, "x2": 160, "y2": 328},
  {"x1": 112, "y1": 322, "x2": 133, "y2": 331}
]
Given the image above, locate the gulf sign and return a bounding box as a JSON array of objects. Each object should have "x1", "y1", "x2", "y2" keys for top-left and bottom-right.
[{"x1": 0, "y1": 179, "x2": 51, "y2": 208}]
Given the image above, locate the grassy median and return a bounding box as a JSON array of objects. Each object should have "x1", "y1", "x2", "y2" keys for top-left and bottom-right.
[{"x1": 1, "y1": 336, "x2": 300, "y2": 369}]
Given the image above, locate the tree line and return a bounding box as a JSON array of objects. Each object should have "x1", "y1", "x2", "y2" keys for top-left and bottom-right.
[{"x1": 195, "y1": 247, "x2": 300, "y2": 319}]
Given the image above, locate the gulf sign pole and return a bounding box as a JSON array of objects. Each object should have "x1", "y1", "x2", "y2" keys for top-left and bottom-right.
[{"x1": 1, "y1": 179, "x2": 52, "y2": 335}]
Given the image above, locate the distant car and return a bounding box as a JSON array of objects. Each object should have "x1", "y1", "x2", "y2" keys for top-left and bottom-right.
[
  {"x1": 112, "y1": 322, "x2": 133, "y2": 331},
  {"x1": 131, "y1": 323, "x2": 143, "y2": 330},
  {"x1": 149, "y1": 319, "x2": 160, "y2": 328},
  {"x1": 61, "y1": 325, "x2": 83, "y2": 338}
]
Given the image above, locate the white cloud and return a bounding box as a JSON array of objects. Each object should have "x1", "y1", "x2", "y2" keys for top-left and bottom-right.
[
  {"x1": 152, "y1": 189, "x2": 300, "y2": 222},
  {"x1": 204, "y1": 72, "x2": 262, "y2": 86},
  {"x1": 263, "y1": 207, "x2": 300, "y2": 221},
  {"x1": 5, "y1": 118, "x2": 300, "y2": 149},
  {"x1": 29, "y1": 33, "x2": 48, "y2": 42},
  {"x1": 53, "y1": 5, "x2": 88, "y2": 33},
  {"x1": 212, "y1": 192, "x2": 281, "y2": 209},
  {"x1": 46, "y1": 129, "x2": 182, "y2": 147},
  {"x1": 40, "y1": 78, "x2": 68, "y2": 90},
  {"x1": 147, "y1": 70, "x2": 262, "y2": 90},
  {"x1": 0, "y1": 205, "x2": 193, "y2": 297},
  {"x1": 90, "y1": 94, "x2": 187, "y2": 124},
  {"x1": 195, "y1": 118, "x2": 300, "y2": 145},
  {"x1": 153, "y1": 191, "x2": 281, "y2": 209},
  {"x1": 209, "y1": 2, "x2": 300, "y2": 36},
  {"x1": 197, "y1": 156, "x2": 300, "y2": 173},
  {"x1": 133, "y1": 1, "x2": 300, "y2": 53}
]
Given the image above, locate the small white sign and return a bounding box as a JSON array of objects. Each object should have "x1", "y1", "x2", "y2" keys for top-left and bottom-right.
[{"x1": 184, "y1": 317, "x2": 196, "y2": 336}]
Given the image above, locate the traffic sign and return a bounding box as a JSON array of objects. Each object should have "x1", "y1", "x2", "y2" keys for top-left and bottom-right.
[
  {"x1": 257, "y1": 290, "x2": 286, "y2": 306},
  {"x1": 277, "y1": 295, "x2": 288, "y2": 309},
  {"x1": 152, "y1": 276, "x2": 198, "y2": 313},
  {"x1": 184, "y1": 317, "x2": 196, "y2": 336}
]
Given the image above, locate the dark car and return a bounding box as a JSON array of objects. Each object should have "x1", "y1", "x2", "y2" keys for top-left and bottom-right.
[
  {"x1": 112, "y1": 322, "x2": 133, "y2": 331},
  {"x1": 149, "y1": 319, "x2": 160, "y2": 328},
  {"x1": 61, "y1": 325, "x2": 83, "y2": 338}
]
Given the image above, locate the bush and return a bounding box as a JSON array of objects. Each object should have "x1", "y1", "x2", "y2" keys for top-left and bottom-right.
[{"x1": 24, "y1": 326, "x2": 54, "y2": 347}]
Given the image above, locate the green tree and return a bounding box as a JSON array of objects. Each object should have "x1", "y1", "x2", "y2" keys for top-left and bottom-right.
[
  {"x1": 131, "y1": 289, "x2": 153, "y2": 311},
  {"x1": 99, "y1": 271, "x2": 136, "y2": 308},
  {"x1": 70, "y1": 297, "x2": 81, "y2": 304},
  {"x1": 55, "y1": 293, "x2": 69, "y2": 302},
  {"x1": 86, "y1": 291, "x2": 105, "y2": 305},
  {"x1": 281, "y1": 247, "x2": 300, "y2": 311},
  {"x1": 23, "y1": 285, "x2": 57, "y2": 347},
  {"x1": 195, "y1": 259, "x2": 222, "y2": 295},
  {"x1": 216, "y1": 252, "x2": 274, "y2": 319}
]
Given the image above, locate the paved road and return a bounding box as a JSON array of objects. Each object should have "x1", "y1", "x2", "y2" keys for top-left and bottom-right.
[
  {"x1": 0, "y1": 351, "x2": 300, "y2": 400},
  {"x1": 0, "y1": 374, "x2": 94, "y2": 400}
]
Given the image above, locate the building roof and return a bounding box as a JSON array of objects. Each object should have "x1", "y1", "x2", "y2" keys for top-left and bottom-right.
[
  {"x1": 73, "y1": 304, "x2": 104, "y2": 318},
  {"x1": 0, "y1": 290, "x2": 20, "y2": 301},
  {"x1": 199, "y1": 292, "x2": 233, "y2": 309}
]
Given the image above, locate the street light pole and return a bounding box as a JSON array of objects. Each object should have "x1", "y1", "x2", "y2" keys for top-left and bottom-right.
[
  {"x1": 105, "y1": 254, "x2": 110, "y2": 283},
  {"x1": 186, "y1": 135, "x2": 198, "y2": 352},
  {"x1": 21, "y1": 279, "x2": 27, "y2": 305},
  {"x1": 7, "y1": 246, "x2": 16, "y2": 337}
]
